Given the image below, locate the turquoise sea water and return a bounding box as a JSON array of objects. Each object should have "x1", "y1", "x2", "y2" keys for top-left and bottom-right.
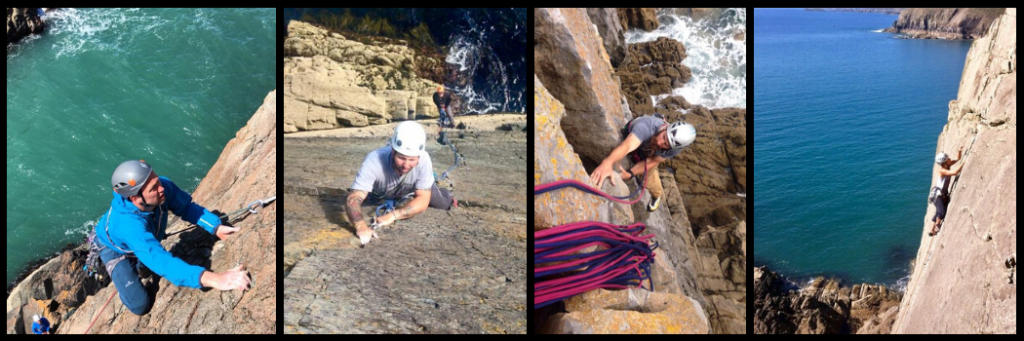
[
  {"x1": 753, "y1": 8, "x2": 972, "y2": 287},
  {"x1": 6, "y1": 8, "x2": 276, "y2": 285}
]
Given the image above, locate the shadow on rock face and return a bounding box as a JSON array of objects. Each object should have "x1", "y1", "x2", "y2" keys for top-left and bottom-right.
[
  {"x1": 167, "y1": 223, "x2": 219, "y2": 273},
  {"x1": 317, "y1": 189, "x2": 353, "y2": 234}
]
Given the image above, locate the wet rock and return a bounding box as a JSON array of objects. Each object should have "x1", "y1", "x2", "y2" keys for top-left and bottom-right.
[
  {"x1": 616, "y1": 37, "x2": 691, "y2": 117},
  {"x1": 7, "y1": 8, "x2": 45, "y2": 46},
  {"x1": 617, "y1": 8, "x2": 660, "y2": 31},
  {"x1": 754, "y1": 266, "x2": 902, "y2": 334}
]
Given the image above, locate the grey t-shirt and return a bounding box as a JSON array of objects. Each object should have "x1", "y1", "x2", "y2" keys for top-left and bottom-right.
[
  {"x1": 628, "y1": 116, "x2": 681, "y2": 159},
  {"x1": 351, "y1": 146, "x2": 434, "y2": 199}
]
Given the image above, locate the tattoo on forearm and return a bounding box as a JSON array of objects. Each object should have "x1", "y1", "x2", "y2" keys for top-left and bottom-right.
[
  {"x1": 346, "y1": 191, "x2": 367, "y2": 226},
  {"x1": 395, "y1": 205, "x2": 414, "y2": 221}
]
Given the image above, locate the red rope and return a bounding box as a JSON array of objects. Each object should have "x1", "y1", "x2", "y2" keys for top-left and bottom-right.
[{"x1": 83, "y1": 290, "x2": 117, "y2": 334}]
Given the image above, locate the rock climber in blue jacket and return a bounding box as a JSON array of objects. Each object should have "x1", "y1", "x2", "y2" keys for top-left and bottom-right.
[
  {"x1": 93, "y1": 160, "x2": 250, "y2": 315},
  {"x1": 31, "y1": 315, "x2": 50, "y2": 334}
]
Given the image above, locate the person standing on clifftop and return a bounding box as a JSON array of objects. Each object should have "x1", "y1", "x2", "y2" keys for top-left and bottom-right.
[
  {"x1": 929, "y1": 146, "x2": 966, "y2": 236},
  {"x1": 590, "y1": 115, "x2": 697, "y2": 212},
  {"x1": 345, "y1": 122, "x2": 458, "y2": 246},
  {"x1": 93, "y1": 160, "x2": 251, "y2": 316}
]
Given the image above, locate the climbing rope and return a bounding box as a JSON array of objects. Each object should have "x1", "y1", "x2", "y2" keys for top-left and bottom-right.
[
  {"x1": 436, "y1": 118, "x2": 464, "y2": 183},
  {"x1": 534, "y1": 159, "x2": 648, "y2": 204},
  {"x1": 533, "y1": 160, "x2": 655, "y2": 309},
  {"x1": 166, "y1": 196, "x2": 277, "y2": 237},
  {"x1": 83, "y1": 289, "x2": 117, "y2": 334},
  {"x1": 534, "y1": 221, "x2": 657, "y2": 309}
]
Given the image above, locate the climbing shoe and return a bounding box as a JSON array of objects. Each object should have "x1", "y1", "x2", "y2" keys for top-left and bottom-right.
[{"x1": 647, "y1": 196, "x2": 661, "y2": 212}]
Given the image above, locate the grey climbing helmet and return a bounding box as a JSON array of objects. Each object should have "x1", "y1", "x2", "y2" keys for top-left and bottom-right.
[{"x1": 111, "y1": 160, "x2": 155, "y2": 198}]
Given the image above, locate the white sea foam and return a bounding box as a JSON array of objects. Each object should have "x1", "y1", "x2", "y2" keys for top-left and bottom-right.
[{"x1": 625, "y1": 8, "x2": 746, "y2": 109}]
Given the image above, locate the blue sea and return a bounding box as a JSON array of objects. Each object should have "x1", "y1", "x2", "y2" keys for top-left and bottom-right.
[
  {"x1": 6, "y1": 8, "x2": 276, "y2": 285},
  {"x1": 753, "y1": 8, "x2": 972, "y2": 288}
]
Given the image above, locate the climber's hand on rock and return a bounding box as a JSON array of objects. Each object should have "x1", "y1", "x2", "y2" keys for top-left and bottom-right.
[
  {"x1": 590, "y1": 162, "x2": 616, "y2": 188},
  {"x1": 374, "y1": 211, "x2": 398, "y2": 228},
  {"x1": 356, "y1": 223, "x2": 378, "y2": 246},
  {"x1": 215, "y1": 225, "x2": 240, "y2": 240},
  {"x1": 201, "y1": 265, "x2": 250, "y2": 291}
]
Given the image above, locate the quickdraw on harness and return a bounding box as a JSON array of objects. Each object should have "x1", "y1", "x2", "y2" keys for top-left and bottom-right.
[{"x1": 533, "y1": 159, "x2": 657, "y2": 309}]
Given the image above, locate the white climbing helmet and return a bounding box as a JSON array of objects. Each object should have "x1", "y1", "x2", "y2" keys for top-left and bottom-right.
[
  {"x1": 667, "y1": 121, "x2": 697, "y2": 150},
  {"x1": 935, "y1": 152, "x2": 949, "y2": 165},
  {"x1": 391, "y1": 121, "x2": 426, "y2": 157},
  {"x1": 33, "y1": 315, "x2": 40, "y2": 322}
]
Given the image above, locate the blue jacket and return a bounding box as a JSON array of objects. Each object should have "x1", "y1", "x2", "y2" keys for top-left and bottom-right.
[
  {"x1": 32, "y1": 318, "x2": 50, "y2": 334},
  {"x1": 94, "y1": 177, "x2": 221, "y2": 289}
]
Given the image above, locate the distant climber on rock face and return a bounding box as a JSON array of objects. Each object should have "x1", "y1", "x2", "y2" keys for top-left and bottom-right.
[
  {"x1": 433, "y1": 85, "x2": 455, "y2": 129},
  {"x1": 93, "y1": 160, "x2": 251, "y2": 316},
  {"x1": 31, "y1": 315, "x2": 50, "y2": 334},
  {"x1": 346, "y1": 121, "x2": 458, "y2": 246},
  {"x1": 929, "y1": 146, "x2": 965, "y2": 236},
  {"x1": 590, "y1": 115, "x2": 697, "y2": 212}
]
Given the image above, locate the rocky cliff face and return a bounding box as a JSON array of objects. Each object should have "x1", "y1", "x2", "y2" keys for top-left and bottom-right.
[
  {"x1": 284, "y1": 21, "x2": 442, "y2": 133},
  {"x1": 7, "y1": 8, "x2": 45, "y2": 46},
  {"x1": 533, "y1": 8, "x2": 746, "y2": 334},
  {"x1": 535, "y1": 73, "x2": 709, "y2": 335},
  {"x1": 283, "y1": 115, "x2": 527, "y2": 333},
  {"x1": 754, "y1": 267, "x2": 902, "y2": 334},
  {"x1": 534, "y1": 8, "x2": 629, "y2": 169},
  {"x1": 893, "y1": 8, "x2": 1016, "y2": 334},
  {"x1": 883, "y1": 8, "x2": 1005, "y2": 39},
  {"x1": 6, "y1": 90, "x2": 278, "y2": 334},
  {"x1": 617, "y1": 8, "x2": 660, "y2": 32}
]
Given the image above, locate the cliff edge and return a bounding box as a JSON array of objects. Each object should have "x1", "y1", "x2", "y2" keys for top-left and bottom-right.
[{"x1": 893, "y1": 8, "x2": 1015, "y2": 334}]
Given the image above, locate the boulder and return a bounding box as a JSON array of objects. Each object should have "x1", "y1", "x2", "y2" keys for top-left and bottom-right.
[
  {"x1": 617, "y1": 8, "x2": 660, "y2": 31},
  {"x1": 616, "y1": 37, "x2": 692, "y2": 118},
  {"x1": 544, "y1": 289, "x2": 709, "y2": 334},
  {"x1": 534, "y1": 8, "x2": 628, "y2": 167},
  {"x1": 586, "y1": 8, "x2": 628, "y2": 68}
]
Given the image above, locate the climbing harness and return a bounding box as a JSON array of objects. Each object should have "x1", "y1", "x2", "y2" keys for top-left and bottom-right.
[{"x1": 533, "y1": 160, "x2": 656, "y2": 309}]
